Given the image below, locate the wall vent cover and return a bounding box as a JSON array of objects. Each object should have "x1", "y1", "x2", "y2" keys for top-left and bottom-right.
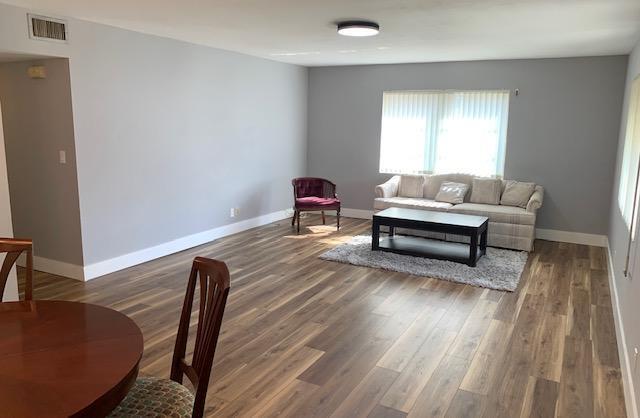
[{"x1": 28, "y1": 14, "x2": 68, "y2": 43}]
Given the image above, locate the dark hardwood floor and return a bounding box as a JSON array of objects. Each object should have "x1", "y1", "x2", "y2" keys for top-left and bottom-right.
[{"x1": 19, "y1": 215, "x2": 626, "y2": 417}]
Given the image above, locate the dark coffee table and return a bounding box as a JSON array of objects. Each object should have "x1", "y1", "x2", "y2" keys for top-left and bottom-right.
[{"x1": 372, "y1": 207, "x2": 489, "y2": 267}]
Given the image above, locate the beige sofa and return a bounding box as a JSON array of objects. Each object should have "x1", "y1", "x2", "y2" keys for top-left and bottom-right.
[{"x1": 374, "y1": 174, "x2": 544, "y2": 251}]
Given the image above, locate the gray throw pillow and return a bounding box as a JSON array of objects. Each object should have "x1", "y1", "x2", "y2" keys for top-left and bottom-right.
[
  {"x1": 435, "y1": 182, "x2": 469, "y2": 204},
  {"x1": 500, "y1": 180, "x2": 536, "y2": 208},
  {"x1": 470, "y1": 178, "x2": 502, "y2": 205}
]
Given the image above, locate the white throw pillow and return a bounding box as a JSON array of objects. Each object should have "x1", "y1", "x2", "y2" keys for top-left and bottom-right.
[
  {"x1": 470, "y1": 178, "x2": 502, "y2": 205},
  {"x1": 398, "y1": 175, "x2": 425, "y2": 198},
  {"x1": 435, "y1": 182, "x2": 469, "y2": 204},
  {"x1": 500, "y1": 180, "x2": 536, "y2": 208}
]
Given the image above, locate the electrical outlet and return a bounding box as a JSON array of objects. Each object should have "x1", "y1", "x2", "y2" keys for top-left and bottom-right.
[
  {"x1": 230, "y1": 207, "x2": 239, "y2": 218},
  {"x1": 59, "y1": 150, "x2": 66, "y2": 164}
]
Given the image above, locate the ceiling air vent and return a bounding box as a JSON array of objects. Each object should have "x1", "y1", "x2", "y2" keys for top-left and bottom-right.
[{"x1": 28, "y1": 14, "x2": 68, "y2": 43}]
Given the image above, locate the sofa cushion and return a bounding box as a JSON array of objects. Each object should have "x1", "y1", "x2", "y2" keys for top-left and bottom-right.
[
  {"x1": 470, "y1": 178, "x2": 502, "y2": 205},
  {"x1": 449, "y1": 203, "x2": 535, "y2": 225},
  {"x1": 435, "y1": 182, "x2": 469, "y2": 204},
  {"x1": 398, "y1": 175, "x2": 425, "y2": 198},
  {"x1": 500, "y1": 180, "x2": 535, "y2": 208},
  {"x1": 374, "y1": 197, "x2": 453, "y2": 211},
  {"x1": 424, "y1": 173, "x2": 474, "y2": 200}
]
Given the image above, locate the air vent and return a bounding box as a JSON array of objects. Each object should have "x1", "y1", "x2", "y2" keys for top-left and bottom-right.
[{"x1": 28, "y1": 14, "x2": 67, "y2": 43}]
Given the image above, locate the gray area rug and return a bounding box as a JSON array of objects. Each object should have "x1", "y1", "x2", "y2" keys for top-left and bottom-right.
[{"x1": 319, "y1": 235, "x2": 528, "y2": 291}]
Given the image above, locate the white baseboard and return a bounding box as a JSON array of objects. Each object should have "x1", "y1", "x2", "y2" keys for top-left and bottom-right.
[
  {"x1": 83, "y1": 209, "x2": 290, "y2": 281},
  {"x1": 341, "y1": 208, "x2": 374, "y2": 219},
  {"x1": 17, "y1": 255, "x2": 85, "y2": 281},
  {"x1": 341, "y1": 208, "x2": 607, "y2": 247},
  {"x1": 606, "y1": 240, "x2": 639, "y2": 418},
  {"x1": 535, "y1": 228, "x2": 607, "y2": 247}
]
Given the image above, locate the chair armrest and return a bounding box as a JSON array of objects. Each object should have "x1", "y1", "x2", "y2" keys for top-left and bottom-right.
[
  {"x1": 526, "y1": 185, "x2": 544, "y2": 213},
  {"x1": 375, "y1": 176, "x2": 401, "y2": 198}
]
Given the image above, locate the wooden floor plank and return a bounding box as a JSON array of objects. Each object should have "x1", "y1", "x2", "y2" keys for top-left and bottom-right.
[{"x1": 16, "y1": 215, "x2": 626, "y2": 417}]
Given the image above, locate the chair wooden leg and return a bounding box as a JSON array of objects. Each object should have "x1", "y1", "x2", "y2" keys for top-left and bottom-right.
[
  {"x1": 337, "y1": 209, "x2": 340, "y2": 230},
  {"x1": 322, "y1": 211, "x2": 326, "y2": 225},
  {"x1": 291, "y1": 210, "x2": 297, "y2": 226},
  {"x1": 297, "y1": 210, "x2": 301, "y2": 234}
]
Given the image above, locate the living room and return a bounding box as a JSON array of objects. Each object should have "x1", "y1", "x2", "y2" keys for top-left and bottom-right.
[{"x1": 0, "y1": 0, "x2": 638, "y2": 417}]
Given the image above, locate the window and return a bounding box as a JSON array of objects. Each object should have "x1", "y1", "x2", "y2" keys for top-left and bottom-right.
[
  {"x1": 379, "y1": 89, "x2": 510, "y2": 177},
  {"x1": 618, "y1": 76, "x2": 640, "y2": 228}
]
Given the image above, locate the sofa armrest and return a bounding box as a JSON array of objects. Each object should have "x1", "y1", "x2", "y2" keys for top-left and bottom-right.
[
  {"x1": 375, "y1": 176, "x2": 401, "y2": 198},
  {"x1": 526, "y1": 185, "x2": 544, "y2": 213}
]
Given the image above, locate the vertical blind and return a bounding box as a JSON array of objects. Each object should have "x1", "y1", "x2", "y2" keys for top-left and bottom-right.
[
  {"x1": 379, "y1": 90, "x2": 510, "y2": 177},
  {"x1": 618, "y1": 76, "x2": 640, "y2": 228}
]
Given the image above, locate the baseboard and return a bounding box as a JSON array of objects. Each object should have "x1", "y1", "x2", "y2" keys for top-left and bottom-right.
[
  {"x1": 606, "y1": 240, "x2": 639, "y2": 418},
  {"x1": 17, "y1": 255, "x2": 85, "y2": 281},
  {"x1": 82, "y1": 209, "x2": 290, "y2": 281},
  {"x1": 535, "y1": 228, "x2": 607, "y2": 247},
  {"x1": 341, "y1": 208, "x2": 607, "y2": 247},
  {"x1": 341, "y1": 208, "x2": 374, "y2": 219}
]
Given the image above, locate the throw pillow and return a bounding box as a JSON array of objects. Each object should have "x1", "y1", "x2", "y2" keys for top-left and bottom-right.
[
  {"x1": 470, "y1": 178, "x2": 502, "y2": 205},
  {"x1": 500, "y1": 180, "x2": 536, "y2": 208},
  {"x1": 398, "y1": 175, "x2": 425, "y2": 198},
  {"x1": 435, "y1": 182, "x2": 469, "y2": 204}
]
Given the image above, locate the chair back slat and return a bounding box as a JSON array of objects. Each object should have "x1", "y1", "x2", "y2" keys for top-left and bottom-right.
[
  {"x1": 170, "y1": 257, "x2": 230, "y2": 418},
  {"x1": 0, "y1": 238, "x2": 33, "y2": 301}
]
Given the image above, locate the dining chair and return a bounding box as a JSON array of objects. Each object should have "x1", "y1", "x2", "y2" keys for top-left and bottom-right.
[
  {"x1": 291, "y1": 177, "x2": 341, "y2": 233},
  {"x1": 0, "y1": 238, "x2": 33, "y2": 301},
  {"x1": 109, "y1": 256, "x2": 230, "y2": 418}
]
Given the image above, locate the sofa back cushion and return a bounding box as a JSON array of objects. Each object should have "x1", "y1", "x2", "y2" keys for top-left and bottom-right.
[
  {"x1": 500, "y1": 180, "x2": 536, "y2": 208},
  {"x1": 424, "y1": 173, "x2": 474, "y2": 200},
  {"x1": 470, "y1": 178, "x2": 502, "y2": 205},
  {"x1": 398, "y1": 175, "x2": 425, "y2": 198}
]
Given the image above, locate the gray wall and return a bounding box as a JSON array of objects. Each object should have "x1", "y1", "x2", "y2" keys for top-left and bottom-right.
[
  {"x1": 0, "y1": 58, "x2": 83, "y2": 265},
  {"x1": 307, "y1": 57, "x2": 627, "y2": 234},
  {"x1": 0, "y1": 2, "x2": 308, "y2": 266},
  {"x1": 608, "y1": 38, "x2": 640, "y2": 409}
]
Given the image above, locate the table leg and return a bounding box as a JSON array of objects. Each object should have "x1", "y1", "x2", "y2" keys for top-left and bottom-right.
[
  {"x1": 372, "y1": 219, "x2": 380, "y2": 251},
  {"x1": 480, "y1": 227, "x2": 488, "y2": 256},
  {"x1": 389, "y1": 226, "x2": 395, "y2": 237},
  {"x1": 469, "y1": 233, "x2": 478, "y2": 267}
]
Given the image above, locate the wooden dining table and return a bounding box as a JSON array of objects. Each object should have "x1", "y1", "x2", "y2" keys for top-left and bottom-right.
[{"x1": 0, "y1": 300, "x2": 144, "y2": 417}]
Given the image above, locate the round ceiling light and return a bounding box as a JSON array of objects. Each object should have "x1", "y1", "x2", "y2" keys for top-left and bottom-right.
[{"x1": 337, "y1": 21, "x2": 380, "y2": 37}]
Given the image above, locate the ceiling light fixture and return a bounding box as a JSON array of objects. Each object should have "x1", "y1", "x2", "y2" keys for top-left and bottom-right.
[{"x1": 337, "y1": 21, "x2": 379, "y2": 37}]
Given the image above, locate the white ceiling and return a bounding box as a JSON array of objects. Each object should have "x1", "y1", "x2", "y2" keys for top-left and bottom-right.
[{"x1": 4, "y1": 0, "x2": 640, "y2": 66}]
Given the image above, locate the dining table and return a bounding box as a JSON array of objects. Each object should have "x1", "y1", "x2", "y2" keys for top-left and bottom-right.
[{"x1": 0, "y1": 300, "x2": 144, "y2": 417}]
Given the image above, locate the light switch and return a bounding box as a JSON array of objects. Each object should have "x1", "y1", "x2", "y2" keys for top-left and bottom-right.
[{"x1": 59, "y1": 150, "x2": 66, "y2": 164}]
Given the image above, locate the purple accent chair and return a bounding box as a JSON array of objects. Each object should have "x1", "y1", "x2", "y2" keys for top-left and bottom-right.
[{"x1": 291, "y1": 177, "x2": 340, "y2": 233}]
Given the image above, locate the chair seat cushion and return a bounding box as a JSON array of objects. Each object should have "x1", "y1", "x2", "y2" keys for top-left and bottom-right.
[
  {"x1": 108, "y1": 377, "x2": 194, "y2": 417},
  {"x1": 295, "y1": 196, "x2": 340, "y2": 209}
]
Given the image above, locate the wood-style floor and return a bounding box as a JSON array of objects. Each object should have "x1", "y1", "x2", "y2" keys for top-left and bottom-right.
[{"x1": 20, "y1": 215, "x2": 626, "y2": 417}]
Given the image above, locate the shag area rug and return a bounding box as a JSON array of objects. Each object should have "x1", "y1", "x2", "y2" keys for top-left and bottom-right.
[{"x1": 319, "y1": 235, "x2": 528, "y2": 291}]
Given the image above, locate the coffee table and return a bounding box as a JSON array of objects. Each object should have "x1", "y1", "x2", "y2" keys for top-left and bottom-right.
[{"x1": 372, "y1": 207, "x2": 489, "y2": 267}]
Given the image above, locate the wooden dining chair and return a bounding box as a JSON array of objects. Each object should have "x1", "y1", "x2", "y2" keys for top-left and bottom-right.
[
  {"x1": 109, "y1": 257, "x2": 230, "y2": 418},
  {"x1": 0, "y1": 238, "x2": 33, "y2": 301}
]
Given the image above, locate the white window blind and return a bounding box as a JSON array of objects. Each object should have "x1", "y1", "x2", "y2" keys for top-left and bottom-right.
[
  {"x1": 618, "y1": 76, "x2": 640, "y2": 228},
  {"x1": 379, "y1": 90, "x2": 510, "y2": 177}
]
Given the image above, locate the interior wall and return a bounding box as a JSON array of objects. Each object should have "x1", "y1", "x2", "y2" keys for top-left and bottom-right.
[
  {"x1": 0, "y1": 58, "x2": 83, "y2": 266},
  {"x1": 307, "y1": 56, "x2": 627, "y2": 235},
  {"x1": 0, "y1": 101, "x2": 18, "y2": 301},
  {"x1": 608, "y1": 38, "x2": 640, "y2": 414},
  {"x1": 0, "y1": 2, "x2": 308, "y2": 267}
]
